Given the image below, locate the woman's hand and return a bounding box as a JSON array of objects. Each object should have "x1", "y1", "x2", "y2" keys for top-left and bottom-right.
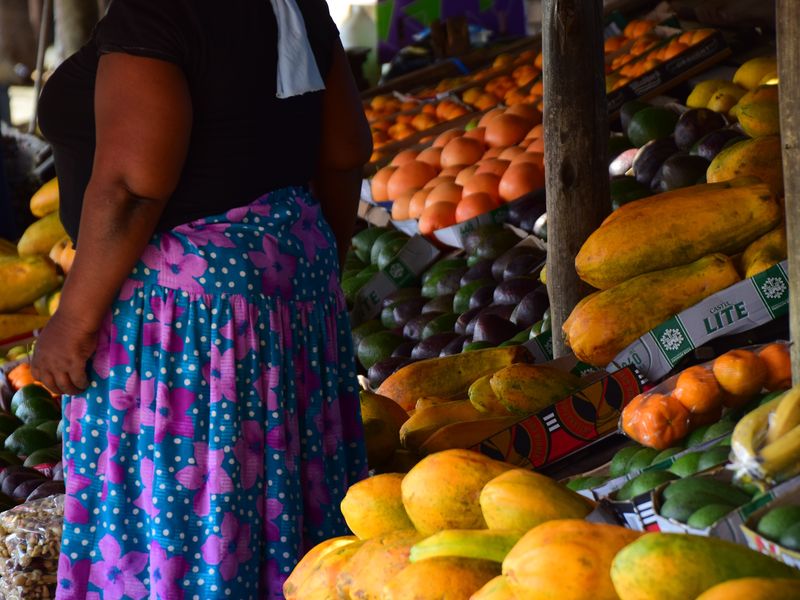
[{"x1": 31, "y1": 311, "x2": 98, "y2": 395}]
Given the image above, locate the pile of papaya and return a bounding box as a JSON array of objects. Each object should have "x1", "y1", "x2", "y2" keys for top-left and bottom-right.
[
  {"x1": 284, "y1": 448, "x2": 800, "y2": 600},
  {"x1": 566, "y1": 57, "x2": 786, "y2": 368},
  {"x1": 0, "y1": 178, "x2": 73, "y2": 342}
]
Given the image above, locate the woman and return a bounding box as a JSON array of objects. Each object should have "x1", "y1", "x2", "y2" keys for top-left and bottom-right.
[{"x1": 31, "y1": 0, "x2": 372, "y2": 597}]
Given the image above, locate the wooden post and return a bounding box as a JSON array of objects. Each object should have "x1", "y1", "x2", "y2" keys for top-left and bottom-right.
[
  {"x1": 542, "y1": 0, "x2": 610, "y2": 357},
  {"x1": 777, "y1": 0, "x2": 800, "y2": 382}
]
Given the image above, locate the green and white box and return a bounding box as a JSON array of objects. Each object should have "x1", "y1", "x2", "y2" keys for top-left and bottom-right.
[{"x1": 610, "y1": 260, "x2": 789, "y2": 381}]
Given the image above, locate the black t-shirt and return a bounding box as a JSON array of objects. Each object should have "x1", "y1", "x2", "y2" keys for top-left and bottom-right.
[{"x1": 38, "y1": 0, "x2": 338, "y2": 241}]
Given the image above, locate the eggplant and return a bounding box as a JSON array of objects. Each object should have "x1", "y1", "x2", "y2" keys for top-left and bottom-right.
[
  {"x1": 654, "y1": 153, "x2": 710, "y2": 193},
  {"x1": 390, "y1": 297, "x2": 429, "y2": 328},
  {"x1": 2, "y1": 471, "x2": 44, "y2": 497},
  {"x1": 391, "y1": 340, "x2": 418, "y2": 358},
  {"x1": 507, "y1": 190, "x2": 546, "y2": 227},
  {"x1": 403, "y1": 313, "x2": 443, "y2": 342},
  {"x1": 690, "y1": 129, "x2": 748, "y2": 162},
  {"x1": 435, "y1": 268, "x2": 468, "y2": 296},
  {"x1": 12, "y1": 477, "x2": 47, "y2": 501},
  {"x1": 492, "y1": 246, "x2": 546, "y2": 281},
  {"x1": 455, "y1": 307, "x2": 482, "y2": 335},
  {"x1": 381, "y1": 287, "x2": 421, "y2": 309},
  {"x1": 466, "y1": 304, "x2": 515, "y2": 336},
  {"x1": 422, "y1": 294, "x2": 455, "y2": 315},
  {"x1": 502, "y1": 253, "x2": 546, "y2": 280}
]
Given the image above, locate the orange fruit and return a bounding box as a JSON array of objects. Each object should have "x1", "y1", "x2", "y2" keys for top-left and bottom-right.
[
  {"x1": 475, "y1": 158, "x2": 510, "y2": 177},
  {"x1": 370, "y1": 166, "x2": 397, "y2": 202},
  {"x1": 425, "y1": 181, "x2": 463, "y2": 206},
  {"x1": 418, "y1": 201, "x2": 457, "y2": 236},
  {"x1": 408, "y1": 188, "x2": 430, "y2": 219},
  {"x1": 463, "y1": 172, "x2": 501, "y2": 204},
  {"x1": 758, "y1": 343, "x2": 792, "y2": 391},
  {"x1": 455, "y1": 193, "x2": 499, "y2": 223},
  {"x1": 527, "y1": 136, "x2": 544, "y2": 153},
  {"x1": 672, "y1": 366, "x2": 723, "y2": 414},
  {"x1": 498, "y1": 162, "x2": 545, "y2": 202},
  {"x1": 391, "y1": 191, "x2": 414, "y2": 221},
  {"x1": 416, "y1": 146, "x2": 443, "y2": 170},
  {"x1": 391, "y1": 149, "x2": 420, "y2": 167},
  {"x1": 433, "y1": 128, "x2": 463, "y2": 148},
  {"x1": 386, "y1": 160, "x2": 437, "y2": 200},
  {"x1": 712, "y1": 349, "x2": 767, "y2": 402}
]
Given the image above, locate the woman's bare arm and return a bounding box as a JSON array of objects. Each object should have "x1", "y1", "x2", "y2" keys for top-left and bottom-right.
[
  {"x1": 311, "y1": 39, "x2": 373, "y2": 270},
  {"x1": 32, "y1": 53, "x2": 192, "y2": 394}
]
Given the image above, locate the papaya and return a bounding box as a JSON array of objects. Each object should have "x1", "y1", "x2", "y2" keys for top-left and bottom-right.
[
  {"x1": 610, "y1": 532, "x2": 800, "y2": 600},
  {"x1": 575, "y1": 179, "x2": 780, "y2": 290},
  {"x1": 489, "y1": 364, "x2": 582, "y2": 415},
  {"x1": 17, "y1": 212, "x2": 68, "y2": 257},
  {"x1": 401, "y1": 449, "x2": 514, "y2": 535},
  {"x1": 416, "y1": 416, "x2": 523, "y2": 456},
  {"x1": 0, "y1": 255, "x2": 62, "y2": 313},
  {"x1": 360, "y1": 390, "x2": 409, "y2": 469},
  {"x1": 283, "y1": 536, "x2": 359, "y2": 600},
  {"x1": 336, "y1": 529, "x2": 424, "y2": 600},
  {"x1": 502, "y1": 519, "x2": 641, "y2": 600},
  {"x1": 0, "y1": 238, "x2": 17, "y2": 256},
  {"x1": 479, "y1": 469, "x2": 595, "y2": 531},
  {"x1": 377, "y1": 346, "x2": 532, "y2": 412},
  {"x1": 383, "y1": 557, "x2": 500, "y2": 600},
  {"x1": 292, "y1": 539, "x2": 365, "y2": 600},
  {"x1": 472, "y1": 575, "x2": 517, "y2": 600},
  {"x1": 399, "y1": 400, "x2": 488, "y2": 451},
  {"x1": 695, "y1": 577, "x2": 800, "y2": 600},
  {"x1": 730, "y1": 83, "x2": 778, "y2": 121},
  {"x1": 0, "y1": 313, "x2": 51, "y2": 340},
  {"x1": 741, "y1": 222, "x2": 787, "y2": 279},
  {"x1": 737, "y1": 85, "x2": 780, "y2": 138},
  {"x1": 48, "y1": 235, "x2": 76, "y2": 275},
  {"x1": 340, "y1": 473, "x2": 414, "y2": 540},
  {"x1": 29, "y1": 178, "x2": 59, "y2": 218},
  {"x1": 707, "y1": 135, "x2": 783, "y2": 196},
  {"x1": 565, "y1": 254, "x2": 740, "y2": 367},
  {"x1": 469, "y1": 374, "x2": 507, "y2": 415}
]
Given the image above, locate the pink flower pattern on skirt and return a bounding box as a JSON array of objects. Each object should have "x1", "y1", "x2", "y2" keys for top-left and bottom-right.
[{"x1": 57, "y1": 188, "x2": 366, "y2": 599}]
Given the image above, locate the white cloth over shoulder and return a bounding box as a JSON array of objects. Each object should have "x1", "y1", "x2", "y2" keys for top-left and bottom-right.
[{"x1": 270, "y1": 0, "x2": 326, "y2": 98}]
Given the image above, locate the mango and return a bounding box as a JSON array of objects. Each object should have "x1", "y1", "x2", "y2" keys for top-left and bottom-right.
[
  {"x1": 17, "y1": 212, "x2": 67, "y2": 257},
  {"x1": 503, "y1": 519, "x2": 641, "y2": 600},
  {"x1": 340, "y1": 473, "x2": 414, "y2": 540},
  {"x1": 401, "y1": 449, "x2": 514, "y2": 535},
  {"x1": 29, "y1": 178, "x2": 59, "y2": 218},
  {"x1": 696, "y1": 577, "x2": 800, "y2": 600},
  {"x1": 480, "y1": 469, "x2": 595, "y2": 531},
  {"x1": 610, "y1": 533, "x2": 800, "y2": 600},
  {"x1": 383, "y1": 557, "x2": 500, "y2": 600},
  {"x1": 733, "y1": 56, "x2": 778, "y2": 91}
]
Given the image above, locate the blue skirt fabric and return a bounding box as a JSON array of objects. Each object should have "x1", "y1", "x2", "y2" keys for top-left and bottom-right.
[{"x1": 56, "y1": 187, "x2": 367, "y2": 599}]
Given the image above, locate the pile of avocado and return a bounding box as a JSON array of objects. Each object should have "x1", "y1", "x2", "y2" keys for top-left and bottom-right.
[
  {"x1": 657, "y1": 476, "x2": 755, "y2": 529},
  {"x1": 346, "y1": 224, "x2": 550, "y2": 388},
  {"x1": 755, "y1": 505, "x2": 800, "y2": 551},
  {"x1": 608, "y1": 99, "x2": 747, "y2": 211}
]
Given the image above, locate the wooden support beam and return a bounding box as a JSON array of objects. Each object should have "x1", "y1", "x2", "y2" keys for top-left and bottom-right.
[
  {"x1": 542, "y1": 0, "x2": 610, "y2": 357},
  {"x1": 777, "y1": 0, "x2": 800, "y2": 382}
]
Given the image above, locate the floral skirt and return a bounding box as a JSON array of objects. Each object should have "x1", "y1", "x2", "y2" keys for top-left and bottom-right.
[{"x1": 57, "y1": 187, "x2": 367, "y2": 599}]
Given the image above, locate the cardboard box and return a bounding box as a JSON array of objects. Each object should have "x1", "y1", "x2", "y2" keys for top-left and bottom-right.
[
  {"x1": 349, "y1": 235, "x2": 441, "y2": 326},
  {"x1": 607, "y1": 30, "x2": 731, "y2": 114},
  {"x1": 471, "y1": 366, "x2": 645, "y2": 470},
  {"x1": 610, "y1": 261, "x2": 789, "y2": 382},
  {"x1": 741, "y1": 476, "x2": 800, "y2": 567}
]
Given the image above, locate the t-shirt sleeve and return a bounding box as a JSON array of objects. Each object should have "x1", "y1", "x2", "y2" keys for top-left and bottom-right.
[
  {"x1": 94, "y1": 0, "x2": 189, "y2": 67},
  {"x1": 299, "y1": 0, "x2": 341, "y2": 79}
]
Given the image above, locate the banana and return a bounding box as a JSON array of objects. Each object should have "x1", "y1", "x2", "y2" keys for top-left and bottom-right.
[
  {"x1": 758, "y1": 421, "x2": 800, "y2": 483},
  {"x1": 409, "y1": 529, "x2": 526, "y2": 563},
  {"x1": 730, "y1": 393, "x2": 783, "y2": 471},
  {"x1": 767, "y1": 386, "x2": 800, "y2": 445}
]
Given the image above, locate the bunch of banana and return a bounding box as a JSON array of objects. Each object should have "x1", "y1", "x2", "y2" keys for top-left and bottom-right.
[{"x1": 731, "y1": 386, "x2": 800, "y2": 487}]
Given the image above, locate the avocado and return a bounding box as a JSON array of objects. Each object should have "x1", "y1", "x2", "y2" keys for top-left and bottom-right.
[
  {"x1": 610, "y1": 176, "x2": 651, "y2": 210},
  {"x1": 686, "y1": 503, "x2": 735, "y2": 529},
  {"x1": 14, "y1": 395, "x2": 61, "y2": 424},
  {"x1": 462, "y1": 341, "x2": 495, "y2": 352},
  {"x1": 421, "y1": 313, "x2": 459, "y2": 339},
  {"x1": 382, "y1": 287, "x2": 423, "y2": 309},
  {"x1": 619, "y1": 99, "x2": 651, "y2": 133},
  {"x1": 660, "y1": 491, "x2": 732, "y2": 524},
  {"x1": 757, "y1": 506, "x2": 800, "y2": 542},
  {"x1": 377, "y1": 236, "x2": 410, "y2": 270},
  {"x1": 472, "y1": 314, "x2": 524, "y2": 346},
  {"x1": 565, "y1": 475, "x2": 609, "y2": 492},
  {"x1": 357, "y1": 331, "x2": 406, "y2": 371},
  {"x1": 701, "y1": 420, "x2": 736, "y2": 443},
  {"x1": 779, "y1": 522, "x2": 800, "y2": 551},
  {"x1": 35, "y1": 420, "x2": 60, "y2": 440},
  {"x1": 4, "y1": 426, "x2": 55, "y2": 458},
  {"x1": 668, "y1": 452, "x2": 703, "y2": 477},
  {"x1": 404, "y1": 313, "x2": 442, "y2": 341},
  {"x1": 351, "y1": 319, "x2": 385, "y2": 350},
  {"x1": 649, "y1": 447, "x2": 683, "y2": 466},
  {"x1": 491, "y1": 246, "x2": 545, "y2": 282},
  {"x1": 11, "y1": 384, "x2": 53, "y2": 414},
  {"x1": 411, "y1": 332, "x2": 462, "y2": 360},
  {"x1": 439, "y1": 335, "x2": 469, "y2": 357},
  {"x1": 618, "y1": 470, "x2": 680, "y2": 500},
  {"x1": 0, "y1": 413, "x2": 22, "y2": 437},
  {"x1": 421, "y1": 257, "x2": 468, "y2": 285},
  {"x1": 502, "y1": 253, "x2": 546, "y2": 281},
  {"x1": 341, "y1": 271, "x2": 375, "y2": 306},
  {"x1": 673, "y1": 108, "x2": 727, "y2": 151},
  {"x1": 351, "y1": 226, "x2": 390, "y2": 263},
  {"x1": 661, "y1": 477, "x2": 752, "y2": 506},
  {"x1": 627, "y1": 106, "x2": 679, "y2": 147},
  {"x1": 653, "y1": 153, "x2": 709, "y2": 193},
  {"x1": 356, "y1": 264, "x2": 379, "y2": 279},
  {"x1": 23, "y1": 446, "x2": 62, "y2": 468},
  {"x1": 696, "y1": 446, "x2": 731, "y2": 472},
  {"x1": 369, "y1": 230, "x2": 408, "y2": 265},
  {"x1": 632, "y1": 137, "x2": 679, "y2": 189},
  {"x1": 463, "y1": 224, "x2": 521, "y2": 260},
  {"x1": 459, "y1": 258, "x2": 494, "y2": 286},
  {"x1": 626, "y1": 447, "x2": 661, "y2": 473},
  {"x1": 382, "y1": 297, "x2": 427, "y2": 329},
  {"x1": 422, "y1": 268, "x2": 467, "y2": 298},
  {"x1": 685, "y1": 424, "x2": 712, "y2": 448},
  {"x1": 453, "y1": 280, "x2": 493, "y2": 314},
  {"x1": 609, "y1": 445, "x2": 644, "y2": 478}
]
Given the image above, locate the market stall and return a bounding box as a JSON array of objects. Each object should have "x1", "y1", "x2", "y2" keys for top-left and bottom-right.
[{"x1": 1, "y1": 0, "x2": 799, "y2": 597}]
